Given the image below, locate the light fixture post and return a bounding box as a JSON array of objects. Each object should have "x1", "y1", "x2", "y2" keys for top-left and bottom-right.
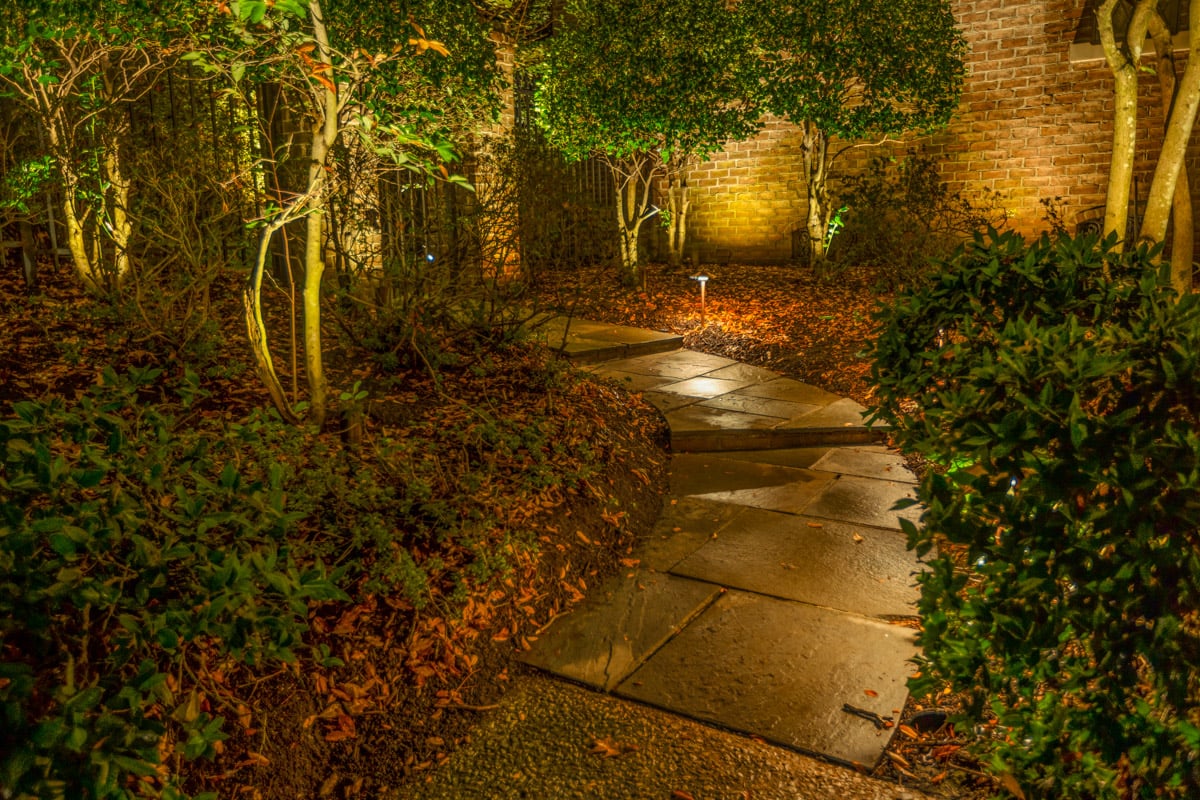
[{"x1": 690, "y1": 271, "x2": 709, "y2": 325}]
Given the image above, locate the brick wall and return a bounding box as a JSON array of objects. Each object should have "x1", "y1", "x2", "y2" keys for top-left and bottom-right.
[{"x1": 684, "y1": 0, "x2": 1199, "y2": 264}]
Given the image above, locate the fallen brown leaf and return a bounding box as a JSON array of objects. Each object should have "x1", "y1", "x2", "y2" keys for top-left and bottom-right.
[
  {"x1": 588, "y1": 738, "x2": 639, "y2": 758},
  {"x1": 999, "y1": 774, "x2": 1027, "y2": 799}
]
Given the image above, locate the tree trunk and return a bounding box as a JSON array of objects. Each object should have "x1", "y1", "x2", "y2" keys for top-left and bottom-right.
[
  {"x1": 303, "y1": 0, "x2": 339, "y2": 429},
  {"x1": 611, "y1": 155, "x2": 653, "y2": 285},
  {"x1": 103, "y1": 110, "x2": 133, "y2": 288},
  {"x1": 666, "y1": 175, "x2": 690, "y2": 268},
  {"x1": 1099, "y1": 0, "x2": 1151, "y2": 243},
  {"x1": 1147, "y1": 10, "x2": 1195, "y2": 293},
  {"x1": 1140, "y1": 0, "x2": 1200, "y2": 296},
  {"x1": 802, "y1": 122, "x2": 831, "y2": 272},
  {"x1": 45, "y1": 119, "x2": 104, "y2": 292},
  {"x1": 18, "y1": 221, "x2": 37, "y2": 290},
  {"x1": 245, "y1": 223, "x2": 300, "y2": 423},
  {"x1": 62, "y1": 190, "x2": 100, "y2": 291}
]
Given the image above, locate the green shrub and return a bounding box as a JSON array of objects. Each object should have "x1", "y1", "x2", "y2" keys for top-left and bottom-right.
[
  {"x1": 832, "y1": 153, "x2": 1007, "y2": 289},
  {"x1": 0, "y1": 368, "x2": 347, "y2": 800},
  {"x1": 870, "y1": 230, "x2": 1200, "y2": 798}
]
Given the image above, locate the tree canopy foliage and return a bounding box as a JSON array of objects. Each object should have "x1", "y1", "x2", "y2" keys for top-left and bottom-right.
[
  {"x1": 743, "y1": 0, "x2": 966, "y2": 268},
  {"x1": 532, "y1": 0, "x2": 762, "y2": 277}
]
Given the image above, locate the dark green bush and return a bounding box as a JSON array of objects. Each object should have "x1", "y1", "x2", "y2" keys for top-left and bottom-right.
[
  {"x1": 870, "y1": 230, "x2": 1200, "y2": 798},
  {"x1": 831, "y1": 153, "x2": 1007, "y2": 289},
  {"x1": 0, "y1": 368, "x2": 347, "y2": 800}
]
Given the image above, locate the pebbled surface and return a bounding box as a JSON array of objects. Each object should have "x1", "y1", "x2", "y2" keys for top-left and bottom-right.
[{"x1": 394, "y1": 675, "x2": 931, "y2": 800}]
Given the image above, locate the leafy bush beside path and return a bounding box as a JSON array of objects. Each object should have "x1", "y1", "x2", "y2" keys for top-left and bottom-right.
[{"x1": 871, "y1": 230, "x2": 1200, "y2": 799}]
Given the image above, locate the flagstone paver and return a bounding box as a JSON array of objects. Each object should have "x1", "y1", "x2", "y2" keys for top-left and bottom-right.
[
  {"x1": 734, "y1": 377, "x2": 844, "y2": 406},
  {"x1": 811, "y1": 448, "x2": 919, "y2": 484},
  {"x1": 699, "y1": 392, "x2": 823, "y2": 420},
  {"x1": 656, "y1": 376, "x2": 759, "y2": 398},
  {"x1": 509, "y1": 321, "x2": 929, "y2": 787},
  {"x1": 637, "y1": 497, "x2": 745, "y2": 572},
  {"x1": 615, "y1": 591, "x2": 917, "y2": 768},
  {"x1": 518, "y1": 571, "x2": 719, "y2": 691},
  {"x1": 533, "y1": 316, "x2": 683, "y2": 364},
  {"x1": 803, "y1": 476, "x2": 922, "y2": 530},
  {"x1": 671, "y1": 508, "x2": 922, "y2": 618}
]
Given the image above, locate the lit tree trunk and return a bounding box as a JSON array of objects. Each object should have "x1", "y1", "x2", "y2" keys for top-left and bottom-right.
[
  {"x1": 666, "y1": 172, "x2": 690, "y2": 268},
  {"x1": 1140, "y1": 0, "x2": 1200, "y2": 294},
  {"x1": 610, "y1": 154, "x2": 654, "y2": 284},
  {"x1": 47, "y1": 119, "x2": 103, "y2": 292},
  {"x1": 802, "y1": 121, "x2": 831, "y2": 272},
  {"x1": 1147, "y1": 10, "x2": 1195, "y2": 293},
  {"x1": 103, "y1": 101, "x2": 133, "y2": 288},
  {"x1": 246, "y1": 220, "x2": 300, "y2": 423},
  {"x1": 1098, "y1": 0, "x2": 1150, "y2": 243},
  {"x1": 302, "y1": 0, "x2": 339, "y2": 429}
]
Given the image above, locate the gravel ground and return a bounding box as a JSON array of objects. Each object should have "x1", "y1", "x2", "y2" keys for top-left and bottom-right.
[{"x1": 393, "y1": 674, "x2": 931, "y2": 800}]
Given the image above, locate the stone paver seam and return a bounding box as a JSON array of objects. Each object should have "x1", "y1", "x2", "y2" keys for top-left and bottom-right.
[
  {"x1": 674, "y1": 482, "x2": 881, "y2": 525},
  {"x1": 663, "y1": 574, "x2": 917, "y2": 626},
  {"x1": 610, "y1": 572, "x2": 725, "y2": 690}
]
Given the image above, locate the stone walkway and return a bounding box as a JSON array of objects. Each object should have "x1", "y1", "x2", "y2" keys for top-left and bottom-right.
[{"x1": 401, "y1": 320, "x2": 929, "y2": 799}]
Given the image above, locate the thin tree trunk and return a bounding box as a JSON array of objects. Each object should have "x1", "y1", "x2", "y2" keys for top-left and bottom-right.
[
  {"x1": 245, "y1": 223, "x2": 300, "y2": 423},
  {"x1": 104, "y1": 115, "x2": 133, "y2": 288},
  {"x1": 1147, "y1": 10, "x2": 1195, "y2": 292},
  {"x1": 611, "y1": 155, "x2": 653, "y2": 284},
  {"x1": 18, "y1": 221, "x2": 37, "y2": 290},
  {"x1": 303, "y1": 0, "x2": 339, "y2": 429},
  {"x1": 1099, "y1": 0, "x2": 1152, "y2": 243},
  {"x1": 666, "y1": 174, "x2": 690, "y2": 268},
  {"x1": 666, "y1": 182, "x2": 679, "y2": 267},
  {"x1": 1140, "y1": 0, "x2": 1200, "y2": 295},
  {"x1": 802, "y1": 122, "x2": 831, "y2": 271}
]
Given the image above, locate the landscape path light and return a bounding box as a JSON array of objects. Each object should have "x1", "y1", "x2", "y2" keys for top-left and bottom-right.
[{"x1": 690, "y1": 270, "x2": 709, "y2": 325}]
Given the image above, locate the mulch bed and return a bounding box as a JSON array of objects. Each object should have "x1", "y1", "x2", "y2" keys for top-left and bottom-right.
[{"x1": 532, "y1": 259, "x2": 884, "y2": 406}]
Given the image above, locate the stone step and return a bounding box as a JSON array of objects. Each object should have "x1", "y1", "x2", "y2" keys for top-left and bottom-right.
[{"x1": 532, "y1": 316, "x2": 684, "y2": 364}]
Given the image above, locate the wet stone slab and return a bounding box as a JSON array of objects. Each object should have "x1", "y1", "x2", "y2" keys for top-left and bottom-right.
[
  {"x1": 698, "y1": 393, "x2": 822, "y2": 421},
  {"x1": 647, "y1": 351, "x2": 739, "y2": 371},
  {"x1": 608, "y1": 351, "x2": 737, "y2": 380},
  {"x1": 734, "y1": 378, "x2": 843, "y2": 406},
  {"x1": 803, "y1": 477, "x2": 923, "y2": 531},
  {"x1": 639, "y1": 497, "x2": 745, "y2": 572},
  {"x1": 519, "y1": 572, "x2": 719, "y2": 691},
  {"x1": 709, "y1": 447, "x2": 835, "y2": 470},
  {"x1": 616, "y1": 591, "x2": 917, "y2": 768},
  {"x1": 671, "y1": 454, "x2": 836, "y2": 516},
  {"x1": 666, "y1": 405, "x2": 783, "y2": 432},
  {"x1": 670, "y1": 455, "x2": 828, "y2": 497},
  {"x1": 810, "y1": 448, "x2": 917, "y2": 484},
  {"x1": 656, "y1": 376, "x2": 758, "y2": 399},
  {"x1": 671, "y1": 507, "x2": 922, "y2": 618},
  {"x1": 640, "y1": 390, "x2": 699, "y2": 413},
  {"x1": 785, "y1": 398, "x2": 875, "y2": 430},
  {"x1": 589, "y1": 369, "x2": 675, "y2": 393},
  {"x1": 703, "y1": 362, "x2": 782, "y2": 383}
]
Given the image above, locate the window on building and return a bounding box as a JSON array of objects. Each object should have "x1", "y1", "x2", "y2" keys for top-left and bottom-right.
[{"x1": 1071, "y1": 0, "x2": 1190, "y2": 62}]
